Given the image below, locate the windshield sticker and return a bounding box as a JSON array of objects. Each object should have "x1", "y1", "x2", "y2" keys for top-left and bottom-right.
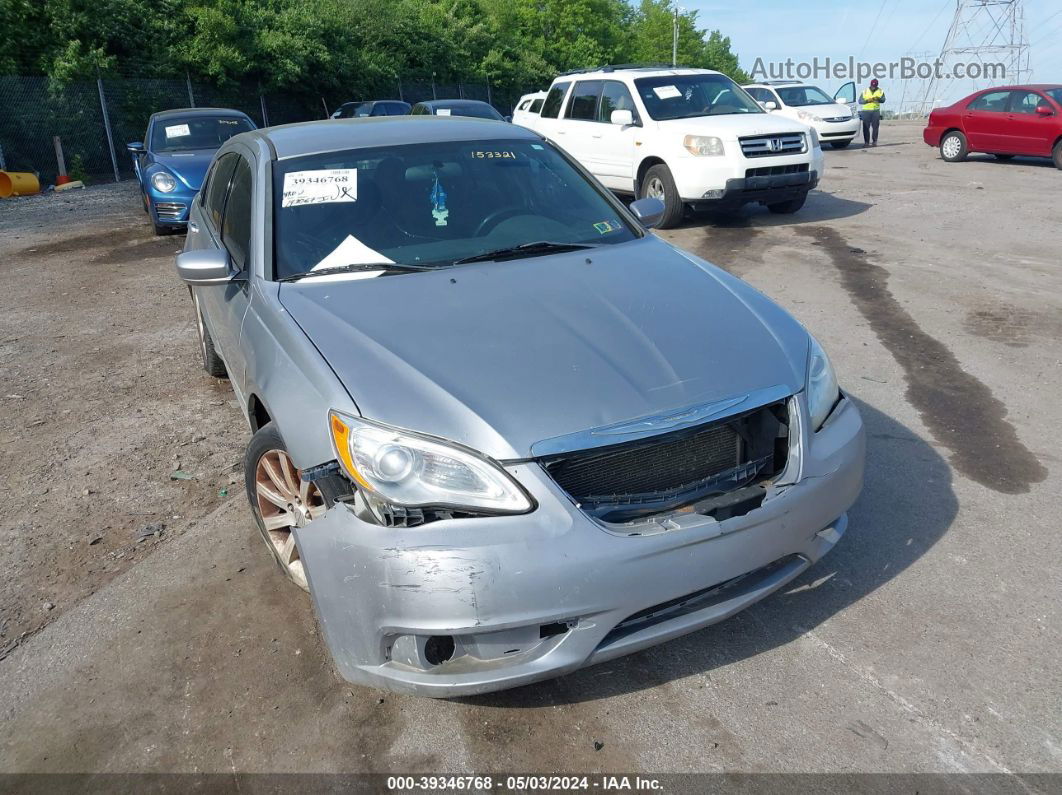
[
  {"x1": 471, "y1": 150, "x2": 516, "y2": 159},
  {"x1": 311, "y1": 235, "x2": 394, "y2": 277},
  {"x1": 430, "y1": 169, "x2": 449, "y2": 227},
  {"x1": 165, "y1": 124, "x2": 191, "y2": 138},
  {"x1": 436, "y1": 108, "x2": 452, "y2": 116},
  {"x1": 652, "y1": 85, "x2": 682, "y2": 100},
  {"x1": 531, "y1": 144, "x2": 544, "y2": 150},
  {"x1": 593, "y1": 220, "x2": 622, "y2": 235},
  {"x1": 282, "y1": 169, "x2": 358, "y2": 208}
]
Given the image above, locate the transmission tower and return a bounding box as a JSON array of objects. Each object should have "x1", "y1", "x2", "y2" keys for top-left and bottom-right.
[{"x1": 919, "y1": 0, "x2": 1030, "y2": 115}]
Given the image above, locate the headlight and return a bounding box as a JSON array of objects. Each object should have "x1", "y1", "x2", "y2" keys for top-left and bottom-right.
[
  {"x1": 683, "y1": 135, "x2": 725, "y2": 156},
  {"x1": 329, "y1": 411, "x2": 533, "y2": 514},
  {"x1": 806, "y1": 335, "x2": 840, "y2": 431},
  {"x1": 797, "y1": 110, "x2": 823, "y2": 123},
  {"x1": 151, "y1": 171, "x2": 177, "y2": 192}
]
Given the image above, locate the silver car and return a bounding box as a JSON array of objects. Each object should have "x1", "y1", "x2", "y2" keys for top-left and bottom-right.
[{"x1": 176, "y1": 116, "x2": 865, "y2": 696}]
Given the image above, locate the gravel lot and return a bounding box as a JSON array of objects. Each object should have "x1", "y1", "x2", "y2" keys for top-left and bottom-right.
[{"x1": 0, "y1": 121, "x2": 1059, "y2": 780}]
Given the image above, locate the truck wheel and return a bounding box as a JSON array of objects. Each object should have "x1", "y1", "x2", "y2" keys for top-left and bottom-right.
[
  {"x1": 640, "y1": 164, "x2": 685, "y2": 229},
  {"x1": 192, "y1": 292, "x2": 228, "y2": 378},
  {"x1": 767, "y1": 193, "x2": 808, "y2": 214},
  {"x1": 830, "y1": 140, "x2": 851, "y2": 149},
  {"x1": 1053, "y1": 141, "x2": 1062, "y2": 170},
  {"x1": 245, "y1": 423, "x2": 339, "y2": 591},
  {"x1": 940, "y1": 131, "x2": 968, "y2": 162}
]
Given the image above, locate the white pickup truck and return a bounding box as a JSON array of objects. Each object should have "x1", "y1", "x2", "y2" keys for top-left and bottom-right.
[{"x1": 517, "y1": 66, "x2": 824, "y2": 227}]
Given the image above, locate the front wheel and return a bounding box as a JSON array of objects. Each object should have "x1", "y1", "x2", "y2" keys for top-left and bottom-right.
[
  {"x1": 940, "y1": 131, "x2": 968, "y2": 162},
  {"x1": 767, "y1": 193, "x2": 808, "y2": 214},
  {"x1": 245, "y1": 423, "x2": 337, "y2": 591},
  {"x1": 192, "y1": 292, "x2": 228, "y2": 378},
  {"x1": 639, "y1": 164, "x2": 685, "y2": 229},
  {"x1": 1053, "y1": 141, "x2": 1062, "y2": 170},
  {"x1": 830, "y1": 140, "x2": 851, "y2": 150}
]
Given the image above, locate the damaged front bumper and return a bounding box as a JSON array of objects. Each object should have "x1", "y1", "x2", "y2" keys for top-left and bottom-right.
[{"x1": 295, "y1": 396, "x2": 865, "y2": 697}]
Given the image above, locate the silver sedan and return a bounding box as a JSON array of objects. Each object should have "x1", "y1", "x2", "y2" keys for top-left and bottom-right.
[{"x1": 175, "y1": 116, "x2": 865, "y2": 696}]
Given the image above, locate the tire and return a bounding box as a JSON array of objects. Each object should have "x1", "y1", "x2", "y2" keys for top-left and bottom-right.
[
  {"x1": 192, "y1": 292, "x2": 228, "y2": 378},
  {"x1": 993, "y1": 154, "x2": 1014, "y2": 161},
  {"x1": 940, "y1": 131, "x2": 968, "y2": 162},
  {"x1": 244, "y1": 423, "x2": 342, "y2": 591},
  {"x1": 152, "y1": 222, "x2": 169, "y2": 236},
  {"x1": 830, "y1": 140, "x2": 851, "y2": 149},
  {"x1": 1053, "y1": 141, "x2": 1062, "y2": 170},
  {"x1": 639, "y1": 164, "x2": 685, "y2": 229},
  {"x1": 767, "y1": 192, "x2": 808, "y2": 214}
]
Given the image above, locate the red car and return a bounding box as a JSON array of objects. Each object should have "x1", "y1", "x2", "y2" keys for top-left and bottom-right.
[{"x1": 923, "y1": 84, "x2": 1062, "y2": 169}]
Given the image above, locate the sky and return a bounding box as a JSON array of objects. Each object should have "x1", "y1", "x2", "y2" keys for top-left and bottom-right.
[{"x1": 685, "y1": 0, "x2": 1062, "y2": 109}]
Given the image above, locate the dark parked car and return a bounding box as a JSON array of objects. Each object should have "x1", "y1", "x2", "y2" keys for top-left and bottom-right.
[
  {"x1": 410, "y1": 99, "x2": 507, "y2": 121},
  {"x1": 330, "y1": 100, "x2": 411, "y2": 119},
  {"x1": 127, "y1": 107, "x2": 256, "y2": 235},
  {"x1": 923, "y1": 84, "x2": 1062, "y2": 168}
]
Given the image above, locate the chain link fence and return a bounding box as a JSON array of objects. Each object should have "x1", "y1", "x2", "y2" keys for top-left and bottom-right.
[{"x1": 0, "y1": 73, "x2": 535, "y2": 185}]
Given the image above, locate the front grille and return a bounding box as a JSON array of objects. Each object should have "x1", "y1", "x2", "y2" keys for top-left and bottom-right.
[
  {"x1": 539, "y1": 401, "x2": 788, "y2": 522},
  {"x1": 739, "y1": 133, "x2": 806, "y2": 158},
  {"x1": 745, "y1": 163, "x2": 809, "y2": 179},
  {"x1": 154, "y1": 202, "x2": 186, "y2": 221},
  {"x1": 822, "y1": 116, "x2": 852, "y2": 123}
]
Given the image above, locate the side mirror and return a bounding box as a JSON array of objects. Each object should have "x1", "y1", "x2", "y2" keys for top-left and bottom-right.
[
  {"x1": 127, "y1": 141, "x2": 145, "y2": 154},
  {"x1": 763, "y1": 100, "x2": 778, "y2": 111},
  {"x1": 610, "y1": 109, "x2": 634, "y2": 126},
  {"x1": 629, "y1": 197, "x2": 665, "y2": 229},
  {"x1": 1036, "y1": 104, "x2": 1054, "y2": 117},
  {"x1": 504, "y1": 115, "x2": 513, "y2": 123},
  {"x1": 175, "y1": 249, "x2": 235, "y2": 286}
]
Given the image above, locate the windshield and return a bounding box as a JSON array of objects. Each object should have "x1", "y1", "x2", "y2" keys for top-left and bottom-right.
[
  {"x1": 438, "y1": 104, "x2": 503, "y2": 120},
  {"x1": 151, "y1": 116, "x2": 253, "y2": 153},
  {"x1": 776, "y1": 86, "x2": 835, "y2": 107},
  {"x1": 634, "y1": 74, "x2": 762, "y2": 120},
  {"x1": 272, "y1": 138, "x2": 638, "y2": 279}
]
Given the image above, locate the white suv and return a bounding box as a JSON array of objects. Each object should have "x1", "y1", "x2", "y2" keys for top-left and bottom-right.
[
  {"x1": 744, "y1": 81, "x2": 859, "y2": 149},
  {"x1": 512, "y1": 91, "x2": 547, "y2": 127},
  {"x1": 517, "y1": 66, "x2": 823, "y2": 228}
]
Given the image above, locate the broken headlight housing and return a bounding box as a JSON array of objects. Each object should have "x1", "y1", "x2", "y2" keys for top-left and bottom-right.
[
  {"x1": 328, "y1": 411, "x2": 533, "y2": 515},
  {"x1": 683, "y1": 135, "x2": 725, "y2": 156},
  {"x1": 806, "y1": 334, "x2": 840, "y2": 431}
]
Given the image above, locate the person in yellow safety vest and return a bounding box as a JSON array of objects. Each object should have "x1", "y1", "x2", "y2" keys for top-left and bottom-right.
[{"x1": 860, "y1": 79, "x2": 886, "y2": 147}]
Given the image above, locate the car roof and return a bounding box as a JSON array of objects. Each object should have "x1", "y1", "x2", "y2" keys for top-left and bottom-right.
[
  {"x1": 969, "y1": 84, "x2": 1062, "y2": 92},
  {"x1": 150, "y1": 107, "x2": 251, "y2": 122},
  {"x1": 246, "y1": 116, "x2": 538, "y2": 160},
  {"x1": 556, "y1": 66, "x2": 722, "y2": 81},
  {"x1": 744, "y1": 82, "x2": 804, "y2": 88}
]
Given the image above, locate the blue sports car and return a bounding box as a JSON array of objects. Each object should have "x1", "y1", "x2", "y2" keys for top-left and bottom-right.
[{"x1": 127, "y1": 107, "x2": 256, "y2": 235}]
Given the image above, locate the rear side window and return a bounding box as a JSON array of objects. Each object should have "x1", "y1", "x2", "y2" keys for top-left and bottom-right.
[
  {"x1": 567, "y1": 80, "x2": 603, "y2": 120},
  {"x1": 541, "y1": 83, "x2": 570, "y2": 118},
  {"x1": 203, "y1": 153, "x2": 238, "y2": 231},
  {"x1": 221, "y1": 157, "x2": 253, "y2": 271},
  {"x1": 529, "y1": 98, "x2": 544, "y2": 113}
]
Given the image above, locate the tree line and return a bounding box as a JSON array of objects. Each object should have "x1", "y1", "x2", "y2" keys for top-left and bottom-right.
[{"x1": 0, "y1": 0, "x2": 749, "y2": 95}]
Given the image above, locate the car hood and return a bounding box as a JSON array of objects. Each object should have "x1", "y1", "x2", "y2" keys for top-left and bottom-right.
[
  {"x1": 802, "y1": 103, "x2": 853, "y2": 118},
  {"x1": 151, "y1": 151, "x2": 213, "y2": 191},
  {"x1": 658, "y1": 113, "x2": 811, "y2": 138},
  {"x1": 279, "y1": 236, "x2": 809, "y2": 460}
]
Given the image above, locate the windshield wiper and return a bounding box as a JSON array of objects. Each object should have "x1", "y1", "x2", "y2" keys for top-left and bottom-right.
[
  {"x1": 278, "y1": 262, "x2": 441, "y2": 282},
  {"x1": 452, "y1": 241, "x2": 595, "y2": 265}
]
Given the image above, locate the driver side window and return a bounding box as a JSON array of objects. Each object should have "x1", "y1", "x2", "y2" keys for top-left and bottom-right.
[{"x1": 203, "y1": 153, "x2": 238, "y2": 232}]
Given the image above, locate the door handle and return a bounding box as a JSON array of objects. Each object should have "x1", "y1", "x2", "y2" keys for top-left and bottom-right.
[{"x1": 591, "y1": 134, "x2": 603, "y2": 139}]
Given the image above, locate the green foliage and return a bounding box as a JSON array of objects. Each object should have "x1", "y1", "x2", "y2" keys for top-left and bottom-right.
[
  {"x1": 1, "y1": 0, "x2": 749, "y2": 94},
  {"x1": 68, "y1": 152, "x2": 88, "y2": 183}
]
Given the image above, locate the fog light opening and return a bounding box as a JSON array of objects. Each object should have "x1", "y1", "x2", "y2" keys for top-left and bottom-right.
[
  {"x1": 539, "y1": 622, "x2": 571, "y2": 639},
  {"x1": 424, "y1": 635, "x2": 456, "y2": 666}
]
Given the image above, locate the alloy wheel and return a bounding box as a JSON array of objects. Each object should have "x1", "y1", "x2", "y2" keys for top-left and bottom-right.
[
  {"x1": 646, "y1": 177, "x2": 665, "y2": 200},
  {"x1": 254, "y1": 449, "x2": 325, "y2": 590},
  {"x1": 942, "y1": 136, "x2": 961, "y2": 160}
]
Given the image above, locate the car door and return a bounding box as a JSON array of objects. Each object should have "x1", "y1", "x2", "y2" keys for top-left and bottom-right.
[
  {"x1": 1003, "y1": 90, "x2": 1055, "y2": 155},
  {"x1": 559, "y1": 80, "x2": 603, "y2": 164},
  {"x1": 833, "y1": 81, "x2": 856, "y2": 115},
  {"x1": 193, "y1": 151, "x2": 255, "y2": 386},
  {"x1": 962, "y1": 90, "x2": 1011, "y2": 151},
  {"x1": 592, "y1": 80, "x2": 639, "y2": 191}
]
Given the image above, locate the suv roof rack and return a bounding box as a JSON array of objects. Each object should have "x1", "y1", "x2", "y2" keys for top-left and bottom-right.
[{"x1": 557, "y1": 63, "x2": 693, "y2": 77}]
